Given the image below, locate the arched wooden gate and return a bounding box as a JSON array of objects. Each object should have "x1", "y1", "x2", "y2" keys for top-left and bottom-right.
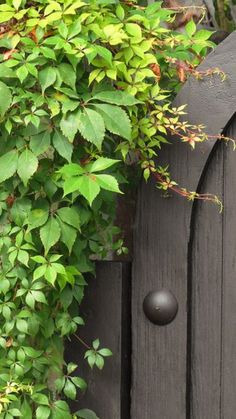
[{"x1": 68, "y1": 31, "x2": 236, "y2": 419}]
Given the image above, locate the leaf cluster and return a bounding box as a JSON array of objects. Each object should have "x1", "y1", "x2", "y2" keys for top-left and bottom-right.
[{"x1": 0, "y1": 0, "x2": 214, "y2": 417}]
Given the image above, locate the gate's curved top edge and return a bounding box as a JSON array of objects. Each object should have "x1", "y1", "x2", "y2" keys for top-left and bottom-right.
[{"x1": 174, "y1": 30, "x2": 236, "y2": 140}]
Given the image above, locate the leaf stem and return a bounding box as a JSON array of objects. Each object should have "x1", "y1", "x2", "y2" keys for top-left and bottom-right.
[{"x1": 73, "y1": 334, "x2": 91, "y2": 350}]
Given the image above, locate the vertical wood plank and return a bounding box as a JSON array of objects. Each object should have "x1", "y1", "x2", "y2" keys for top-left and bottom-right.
[
  {"x1": 131, "y1": 33, "x2": 236, "y2": 419},
  {"x1": 189, "y1": 142, "x2": 223, "y2": 418},
  {"x1": 66, "y1": 261, "x2": 131, "y2": 419},
  {"x1": 221, "y1": 120, "x2": 236, "y2": 418},
  {"x1": 131, "y1": 34, "x2": 236, "y2": 419},
  {"x1": 131, "y1": 171, "x2": 189, "y2": 418},
  {"x1": 131, "y1": 138, "x2": 212, "y2": 419}
]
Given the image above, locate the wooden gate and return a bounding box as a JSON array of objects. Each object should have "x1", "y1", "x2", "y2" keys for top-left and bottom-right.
[{"x1": 68, "y1": 32, "x2": 236, "y2": 418}]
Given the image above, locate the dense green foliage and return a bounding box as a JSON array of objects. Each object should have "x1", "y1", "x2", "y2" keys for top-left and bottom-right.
[{"x1": 0, "y1": 0, "x2": 215, "y2": 417}]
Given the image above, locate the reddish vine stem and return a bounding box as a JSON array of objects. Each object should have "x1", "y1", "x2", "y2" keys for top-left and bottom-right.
[
  {"x1": 151, "y1": 170, "x2": 220, "y2": 204},
  {"x1": 167, "y1": 124, "x2": 234, "y2": 143},
  {"x1": 162, "y1": 115, "x2": 235, "y2": 148}
]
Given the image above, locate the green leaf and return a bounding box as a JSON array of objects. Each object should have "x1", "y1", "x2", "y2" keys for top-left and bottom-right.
[
  {"x1": 62, "y1": 98, "x2": 79, "y2": 114},
  {"x1": 92, "y1": 90, "x2": 140, "y2": 106},
  {"x1": 0, "y1": 63, "x2": 16, "y2": 78},
  {"x1": 0, "y1": 4, "x2": 15, "y2": 22},
  {"x1": 11, "y1": 198, "x2": 31, "y2": 227},
  {"x1": 23, "y1": 346, "x2": 43, "y2": 357},
  {"x1": 0, "y1": 81, "x2": 12, "y2": 116},
  {"x1": 8, "y1": 408, "x2": 22, "y2": 417},
  {"x1": 44, "y1": 2, "x2": 61, "y2": 16},
  {"x1": 58, "y1": 63, "x2": 76, "y2": 90},
  {"x1": 36, "y1": 406, "x2": 50, "y2": 419},
  {"x1": 18, "y1": 250, "x2": 29, "y2": 267},
  {"x1": 16, "y1": 318, "x2": 28, "y2": 334},
  {"x1": 194, "y1": 29, "x2": 213, "y2": 41},
  {"x1": 58, "y1": 163, "x2": 84, "y2": 177},
  {"x1": 95, "y1": 354, "x2": 104, "y2": 370},
  {"x1": 90, "y1": 157, "x2": 120, "y2": 173},
  {"x1": 77, "y1": 175, "x2": 100, "y2": 205},
  {"x1": 67, "y1": 362, "x2": 77, "y2": 374},
  {"x1": 40, "y1": 46, "x2": 56, "y2": 60},
  {"x1": 58, "y1": 21, "x2": 68, "y2": 38},
  {"x1": 40, "y1": 217, "x2": 61, "y2": 254},
  {"x1": 30, "y1": 131, "x2": 51, "y2": 156},
  {"x1": 57, "y1": 219, "x2": 77, "y2": 254},
  {"x1": 57, "y1": 207, "x2": 80, "y2": 229},
  {"x1": 62, "y1": 178, "x2": 80, "y2": 196},
  {"x1": 68, "y1": 19, "x2": 81, "y2": 39},
  {"x1": 0, "y1": 150, "x2": 18, "y2": 183},
  {"x1": 39, "y1": 67, "x2": 57, "y2": 94},
  {"x1": 28, "y1": 201, "x2": 49, "y2": 231},
  {"x1": 32, "y1": 290, "x2": 47, "y2": 304},
  {"x1": 93, "y1": 104, "x2": 131, "y2": 140},
  {"x1": 92, "y1": 338, "x2": 100, "y2": 350},
  {"x1": 31, "y1": 255, "x2": 46, "y2": 264},
  {"x1": 45, "y1": 266, "x2": 60, "y2": 285},
  {"x1": 25, "y1": 292, "x2": 35, "y2": 309},
  {"x1": 71, "y1": 376, "x2": 87, "y2": 391},
  {"x1": 63, "y1": 175, "x2": 100, "y2": 206},
  {"x1": 60, "y1": 113, "x2": 79, "y2": 142},
  {"x1": 16, "y1": 65, "x2": 28, "y2": 83},
  {"x1": 92, "y1": 45, "x2": 112, "y2": 65},
  {"x1": 73, "y1": 316, "x2": 84, "y2": 325},
  {"x1": 26, "y1": 62, "x2": 38, "y2": 78},
  {"x1": 76, "y1": 409, "x2": 99, "y2": 419},
  {"x1": 125, "y1": 23, "x2": 142, "y2": 38},
  {"x1": 47, "y1": 266, "x2": 62, "y2": 282},
  {"x1": 31, "y1": 393, "x2": 49, "y2": 406},
  {"x1": 64, "y1": 379, "x2": 76, "y2": 400},
  {"x1": 185, "y1": 20, "x2": 196, "y2": 37},
  {"x1": 53, "y1": 130, "x2": 73, "y2": 162},
  {"x1": 0, "y1": 279, "x2": 10, "y2": 294},
  {"x1": 51, "y1": 401, "x2": 71, "y2": 419},
  {"x1": 33, "y1": 265, "x2": 47, "y2": 281},
  {"x1": 98, "y1": 348, "x2": 113, "y2": 357},
  {"x1": 21, "y1": 400, "x2": 32, "y2": 419},
  {"x1": 9, "y1": 249, "x2": 17, "y2": 266},
  {"x1": 13, "y1": 0, "x2": 22, "y2": 10},
  {"x1": 116, "y1": 4, "x2": 125, "y2": 20},
  {"x1": 17, "y1": 149, "x2": 38, "y2": 186},
  {"x1": 95, "y1": 174, "x2": 121, "y2": 193},
  {"x1": 49, "y1": 254, "x2": 62, "y2": 262},
  {"x1": 77, "y1": 109, "x2": 105, "y2": 150}
]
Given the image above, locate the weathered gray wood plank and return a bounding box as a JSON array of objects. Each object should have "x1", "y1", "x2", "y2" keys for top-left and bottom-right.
[
  {"x1": 131, "y1": 138, "x2": 211, "y2": 418},
  {"x1": 189, "y1": 142, "x2": 223, "y2": 419},
  {"x1": 221, "y1": 121, "x2": 236, "y2": 419},
  {"x1": 132, "y1": 31, "x2": 236, "y2": 419},
  {"x1": 177, "y1": 31, "x2": 236, "y2": 138},
  {"x1": 66, "y1": 262, "x2": 131, "y2": 419}
]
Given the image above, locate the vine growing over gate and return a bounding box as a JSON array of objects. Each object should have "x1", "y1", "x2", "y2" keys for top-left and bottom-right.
[{"x1": 0, "y1": 0, "x2": 231, "y2": 418}]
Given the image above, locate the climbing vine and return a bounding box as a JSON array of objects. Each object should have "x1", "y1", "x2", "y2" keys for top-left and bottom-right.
[{"x1": 0, "y1": 0, "x2": 230, "y2": 418}]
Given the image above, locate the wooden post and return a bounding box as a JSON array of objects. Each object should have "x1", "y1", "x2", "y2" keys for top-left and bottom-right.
[{"x1": 66, "y1": 262, "x2": 131, "y2": 419}]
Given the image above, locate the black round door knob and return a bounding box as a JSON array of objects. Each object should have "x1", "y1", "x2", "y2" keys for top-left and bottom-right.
[{"x1": 143, "y1": 289, "x2": 178, "y2": 326}]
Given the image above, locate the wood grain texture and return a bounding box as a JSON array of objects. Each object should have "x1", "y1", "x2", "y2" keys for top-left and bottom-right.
[
  {"x1": 177, "y1": 31, "x2": 236, "y2": 138},
  {"x1": 221, "y1": 121, "x2": 236, "y2": 419},
  {"x1": 189, "y1": 142, "x2": 224, "y2": 419},
  {"x1": 66, "y1": 262, "x2": 131, "y2": 419},
  {"x1": 132, "y1": 32, "x2": 236, "y2": 419},
  {"x1": 190, "y1": 120, "x2": 236, "y2": 419},
  {"x1": 131, "y1": 138, "x2": 211, "y2": 419}
]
